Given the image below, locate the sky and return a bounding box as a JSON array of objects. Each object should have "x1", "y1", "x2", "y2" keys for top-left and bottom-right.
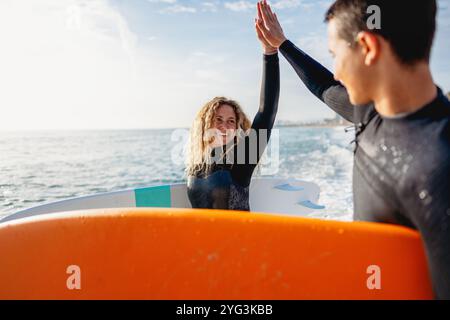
[{"x1": 0, "y1": 0, "x2": 449, "y2": 130}]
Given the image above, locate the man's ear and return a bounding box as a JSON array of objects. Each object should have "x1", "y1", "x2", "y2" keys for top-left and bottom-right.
[{"x1": 356, "y1": 31, "x2": 380, "y2": 66}]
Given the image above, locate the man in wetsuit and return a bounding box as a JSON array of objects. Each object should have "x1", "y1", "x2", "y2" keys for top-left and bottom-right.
[{"x1": 256, "y1": 0, "x2": 450, "y2": 299}]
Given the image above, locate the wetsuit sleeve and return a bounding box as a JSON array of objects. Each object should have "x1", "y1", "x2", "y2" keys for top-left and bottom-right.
[
  {"x1": 411, "y1": 158, "x2": 450, "y2": 299},
  {"x1": 231, "y1": 53, "x2": 280, "y2": 187},
  {"x1": 279, "y1": 39, "x2": 354, "y2": 123}
]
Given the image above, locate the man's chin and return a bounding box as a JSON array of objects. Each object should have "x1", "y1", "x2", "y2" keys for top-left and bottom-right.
[{"x1": 349, "y1": 92, "x2": 371, "y2": 106}]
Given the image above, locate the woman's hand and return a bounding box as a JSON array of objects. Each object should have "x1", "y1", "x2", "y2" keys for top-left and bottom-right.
[
  {"x1": 255, "y1": 0, "x2": 287, "y2": 49},
  {"x1": 255, "y1": 18, "x2": 277, "y2": 55}
]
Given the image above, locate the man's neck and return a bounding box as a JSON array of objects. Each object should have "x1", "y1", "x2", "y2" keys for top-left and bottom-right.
[{"x1": 373, "y1": 62, "x2": 437, "y2": 117}]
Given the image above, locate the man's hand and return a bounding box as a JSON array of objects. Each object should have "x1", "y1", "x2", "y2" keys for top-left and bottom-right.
[{"x1": 256, "y1": 0, "x2": 287, "y2": 49}]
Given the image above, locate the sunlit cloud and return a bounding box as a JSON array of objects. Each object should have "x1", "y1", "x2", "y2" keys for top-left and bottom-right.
[
  {"x1": 147, "y1": 0, "x2": 177, "y2": 3},
  {"x1": 272, "y1": 0, "x2": 302, "y2": 9},
  {"x1": 224, "y1": 1, "x2": 254, "y2": 12},
  {"x1": 201, "y1": 1, "x2": 219, "y2": 12},
  {"x1": 158, "y1": 4, "x2": 197, "y2": 14}
]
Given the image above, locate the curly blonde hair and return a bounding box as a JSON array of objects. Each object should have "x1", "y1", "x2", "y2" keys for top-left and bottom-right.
[{"x1": 186, "y1": 97, "x2": 252, "y2": 176}]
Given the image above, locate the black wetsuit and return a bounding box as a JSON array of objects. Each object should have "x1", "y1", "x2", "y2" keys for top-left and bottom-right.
[
  {"x1": 279, "y1": 39, "x2": 450, "y2": 299},
  {"x1": 187, "y1": 53, "x2": 280, "y2": 211}
]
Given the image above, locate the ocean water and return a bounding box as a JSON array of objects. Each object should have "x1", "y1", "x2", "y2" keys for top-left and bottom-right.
[{"x1": 0, "y1": 127, "x2": 354, "y2": 220}]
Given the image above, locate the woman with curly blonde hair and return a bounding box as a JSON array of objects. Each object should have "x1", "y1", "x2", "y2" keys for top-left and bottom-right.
[{"x1": 185, "y1": 15, "x2": 280, "y2": 211}]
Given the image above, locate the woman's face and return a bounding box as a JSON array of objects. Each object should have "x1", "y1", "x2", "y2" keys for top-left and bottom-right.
[{"x1": 210, "y1": 104, "x2": 237, "y2": 147}]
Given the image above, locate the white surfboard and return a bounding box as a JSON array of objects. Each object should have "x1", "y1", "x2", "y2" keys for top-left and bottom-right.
[{"x1": 1, "y1": 178, "x2": 324, "y2": 222}]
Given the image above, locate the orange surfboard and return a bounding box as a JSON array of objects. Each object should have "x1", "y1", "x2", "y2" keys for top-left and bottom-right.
[{"x1": 0, "y1": 208, "x2": 433, "y2": 299}]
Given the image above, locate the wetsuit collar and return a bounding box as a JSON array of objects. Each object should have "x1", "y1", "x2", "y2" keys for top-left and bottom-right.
[{"x1": 380, "y1": 86, "x2": 447, "y2": 121}]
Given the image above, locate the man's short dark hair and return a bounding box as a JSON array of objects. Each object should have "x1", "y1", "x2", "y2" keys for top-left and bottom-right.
[{"x1": 325, "y1": 0, "x2": 437, "y2": 65}]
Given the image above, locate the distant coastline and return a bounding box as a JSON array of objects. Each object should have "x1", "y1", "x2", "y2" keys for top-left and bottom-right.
[
  {"x1": 275, "y1": 114, "x2": 352, "y2": 128},
  {"x1": 275, "y1": 123, "x2": 352, "y2": 128},
  {"x1": 275, "y1": 123, "x2": 349, "y2": 128}
]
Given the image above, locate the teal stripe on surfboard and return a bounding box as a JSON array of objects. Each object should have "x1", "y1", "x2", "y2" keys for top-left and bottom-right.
[{"x1": 134, "y1": 185, "x2": 171, "y2": 208}]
